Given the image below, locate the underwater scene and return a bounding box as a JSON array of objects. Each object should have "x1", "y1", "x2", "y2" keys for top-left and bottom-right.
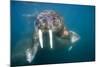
[{"x1": 11, "y1": 1, "x2": 95, "y2": 66}]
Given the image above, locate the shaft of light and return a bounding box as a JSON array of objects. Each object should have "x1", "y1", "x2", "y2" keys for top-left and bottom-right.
[
  {"x1": 38, "y1": 29, "x2": 43, "y2": 48},
  {"x1": 49, "y1": 29, "x2": 53, "y2": 49}
]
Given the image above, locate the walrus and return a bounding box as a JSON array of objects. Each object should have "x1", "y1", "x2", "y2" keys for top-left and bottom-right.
[{"x1": 25, "y1": 10, "x2": 80, "y2": 63}]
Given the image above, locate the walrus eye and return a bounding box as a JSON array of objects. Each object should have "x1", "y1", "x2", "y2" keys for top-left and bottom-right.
[
  {"x1": 53, "y1": 17, "x2": 56, "y2": 20},
  {"x1": 42, "y1": 18, "x2": 47, "y2": 23},
  {"x1": 39, "y1": 16, "x2": 43, "y2": 19}
]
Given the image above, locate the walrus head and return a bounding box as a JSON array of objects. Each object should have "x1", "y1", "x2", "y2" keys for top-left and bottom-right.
[{"x1": 34, "y1": 10, "x2": 69, "y2": 49}]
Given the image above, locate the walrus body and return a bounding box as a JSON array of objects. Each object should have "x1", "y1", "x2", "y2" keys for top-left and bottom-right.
[{"x1": 25, "y1": 10, "x2": 80, "y2": 63}]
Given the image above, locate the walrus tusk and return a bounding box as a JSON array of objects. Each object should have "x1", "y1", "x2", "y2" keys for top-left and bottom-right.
[
  {"x1": 38, "y1": 29, "x2": 43, "y2": 48},
  {"x1": 49, "y1": 29, "x2": 53, "y2": 49}
]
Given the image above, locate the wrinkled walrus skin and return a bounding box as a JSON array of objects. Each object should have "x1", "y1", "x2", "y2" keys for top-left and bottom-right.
[{"x1": 25, "y1": 10, "x2": 80, "y2": 63}]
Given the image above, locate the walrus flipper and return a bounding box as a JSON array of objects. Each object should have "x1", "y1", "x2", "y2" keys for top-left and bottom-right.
[{"x1": 25, "y1": 32, "x2": 39, "y2": 63}]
